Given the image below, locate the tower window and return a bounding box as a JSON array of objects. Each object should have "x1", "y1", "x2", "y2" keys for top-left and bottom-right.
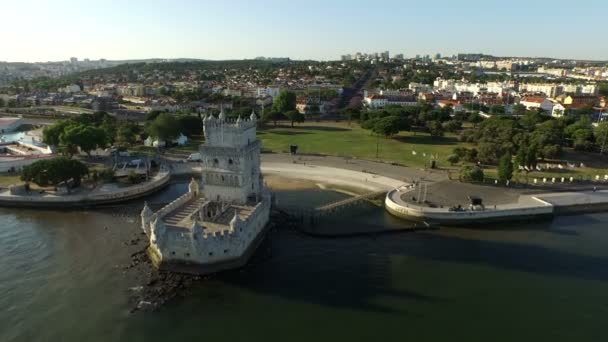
[
  {"x1": 228, "y1": 158, "x2": 233, "y2": 165},
  {"x1": 213, "y1": 158, "x2": 219, "y2": 165}
]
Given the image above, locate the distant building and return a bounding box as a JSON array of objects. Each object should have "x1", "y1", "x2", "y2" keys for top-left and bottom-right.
[
  {"x1": 519, "y1": 96, "x2": 547, "y2": 110},
  {"x1": 62, "y1": 84, "x2": 81, "y2": 93},
  {"x1": 364, "y1": 94, "x2": 388, "y2": 108}
]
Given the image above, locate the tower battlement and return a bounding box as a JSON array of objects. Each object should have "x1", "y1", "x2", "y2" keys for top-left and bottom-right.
[{"x1": 202, "y1": 109, "x2": 258, "y2": 148}]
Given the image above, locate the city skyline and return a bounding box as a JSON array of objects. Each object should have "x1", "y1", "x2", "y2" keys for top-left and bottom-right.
[{"x1": 1, "y1": 0, "x2": 607, "y2": 63}]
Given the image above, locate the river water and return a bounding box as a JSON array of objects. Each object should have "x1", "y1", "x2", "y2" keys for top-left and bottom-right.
[{"x1": 1, "y1": 183, "x2": 607, "y2": 341}]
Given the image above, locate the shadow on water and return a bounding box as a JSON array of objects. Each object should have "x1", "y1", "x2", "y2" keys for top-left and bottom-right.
[
  {"x1": 448, "y1": 217, "x2": 584, "y2": 237},
  {"x1": 212, "y1": 214, "x2": 608, "y2": 315}
]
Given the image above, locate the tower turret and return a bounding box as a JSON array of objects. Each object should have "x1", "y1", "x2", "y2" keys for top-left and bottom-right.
[
  {"x1": 141, "y1": 201, "x2": 154, "y2": 235},
  {"x1": 189, "y1": 177, "x2": 200, "y2": 196}
]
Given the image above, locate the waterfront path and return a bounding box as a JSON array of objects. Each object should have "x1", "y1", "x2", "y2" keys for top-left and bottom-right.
[
  {"x1": 261, "y1": 162, "x2": 405, "y2": 192},
  {"x1": 0, "y1": 171, "x2": 170, "y2": 208}
]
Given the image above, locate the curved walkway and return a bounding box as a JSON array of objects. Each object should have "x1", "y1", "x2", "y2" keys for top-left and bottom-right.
[{"x1": 261, "y1": 162, "x2": 405, "y2": 192}]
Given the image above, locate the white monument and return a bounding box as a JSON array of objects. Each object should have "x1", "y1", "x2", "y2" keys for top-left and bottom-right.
[{"x1": 141, "y1": 109, "x2": 271, "y2": 274}]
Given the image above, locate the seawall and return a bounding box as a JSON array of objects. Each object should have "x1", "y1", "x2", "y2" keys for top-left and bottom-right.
[
  {"x1": 0, "y1": 172, "x2": 171, "y2": 209},
  {"x1": 385, "y1": 187, "x2": 608, "y2": 225}
]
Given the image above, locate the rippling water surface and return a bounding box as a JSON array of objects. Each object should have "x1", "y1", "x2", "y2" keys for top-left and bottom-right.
[{"x1": 1, "y1": 183, "x2": 607, "y2": 341}]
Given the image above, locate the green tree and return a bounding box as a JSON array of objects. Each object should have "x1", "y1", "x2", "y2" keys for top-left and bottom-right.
[
  {"x1": 572, "y1": 128, "x2": 595, "y2": 151},
  {"x1": 497, "y1": 153, "x2": 514, "y2": 181},
  {"x1": 60, "y1": 124, "x2": 107, "y2": 157},
  {"x1": 42, "y1": 120, "x2": 72, "y2": 146},
  {"x1": 263, "y1": 111, "x2": 284, "y2": 127},
  {"x1": 146, "y1": 113, "x2": 181, "y2": 142},
  {"x1": 512, "y1": 104, "x2": 527, "y2": 116},
  {"x1": 459, "y1": 165, "x2": 484, "y2": 182},
  {"x1": 447, "y1": 154, "x2": 460, "y2": 165},
  {"x1": 272, "y1": 90, "x2": 297, "y2": 113},
  {"x1": 515, "y1": 143, "x2": 538, "y2": 183},
  {"x1": 145, "y1": 110, "x2": 163, "y2": 121},
  {"x1": 177, "y1": 115, "x2": 203, "y2": 137},
  {"x1": 541, "y1": 144, "x2": 562, "y2": 159},
  {"x1": 519, "y1": 110, "x2": 543, "y2": 131},
  {"x1": 468, "y1": 112, "x2": 483, "y2": 126},
  {"x1": 477, "y1": 142, "x2": 502, "y2": 164},
  {"x1": 426, "y1": 120, "x2": 444, "y2": 137},
  {"x1": 442, "y1": 120, "x2": 462, "y2": 133},
  {"x1": 115, "y1": 122, "x2": 138, "y2": 148},
  {"x1": 100, "y1": 115, "x2": 117, "y2": 145},
  {"x1": 595, "y1": 122, "x2": 608, "y2": 154},
  {"x1": 285, "y1": 110, "x2": 305, "y2": 127},
  {"x1": 21, "y1": 157, "x2": 89, "y2": 193},
  {"x1": 372, "y1": 116, "x2": 400, "y2": 138},
  {"x1": 490, "y1": 105, "x2": 505, "y2": 114}
]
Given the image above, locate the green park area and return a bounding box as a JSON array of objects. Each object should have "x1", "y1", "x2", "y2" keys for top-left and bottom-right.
[
  {"x1": 257, "y1": 121, "x2": 608, "y2": 183},
  {"x1": 258, "y1": 121, "x2": 462, "y2": 167}
]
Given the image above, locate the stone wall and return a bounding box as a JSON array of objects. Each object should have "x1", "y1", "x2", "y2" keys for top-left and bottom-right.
[{"x1": 154, "y1": 191, "x2": 271, "y2": 266}]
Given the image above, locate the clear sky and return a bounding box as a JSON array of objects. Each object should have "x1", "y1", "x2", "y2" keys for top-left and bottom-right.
[{"x1": 1, "y1": 0, "x2": 607, "y2": 62}]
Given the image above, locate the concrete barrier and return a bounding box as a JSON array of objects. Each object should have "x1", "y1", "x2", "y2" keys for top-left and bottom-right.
[{"x1": 384, "y1": 188, "x2": 554, "y2": 225}]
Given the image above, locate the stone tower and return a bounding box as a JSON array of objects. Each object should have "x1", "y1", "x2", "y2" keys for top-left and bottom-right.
[{"x1": 200, "y1": 109, "x2": 262, "y2": 203}]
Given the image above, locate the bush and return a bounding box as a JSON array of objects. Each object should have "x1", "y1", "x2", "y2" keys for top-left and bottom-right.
[
  {"x1": 497, "y1": 153, "x2": 514, "y2": 181},
  {"x1": 452, "y1": 147, "x2": 479, "y2": 163},
  {"x1": 98, "y1": 168, "x2": 115, "y2": 183},
  {"x1": 128, "y1": 171, "x2": 142, "y2": 184},
  {"x1": 447, "y1": 154, "x2": 460, "y2": 165},
  {"x1": 442, "y1": 120, "x2": 462, "y2": 133},
  {"x1": 460, "y1": 165, "x2": 484, "y2": 182},
  {"x1": 541, "y1": 144, "x2": 562, "y2": 159}
]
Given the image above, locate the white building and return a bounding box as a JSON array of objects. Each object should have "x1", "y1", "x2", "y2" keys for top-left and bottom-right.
[
  {"x1": 541, "y1": 99, "x2": 566, "y2": 117},
  {"x1": 364, "y1": 94, "x2": 388, "y2": 108},
  {"x1": 62, "y1": 84, "x2": 81, "y2": 93},
  {"x1": 256, "y1": 87, "x2": 280, "y2": 99},
  {"x1": 519, "y1": 96, "x2": 546, "y2": 110},
  {"x1": 141, "y1": 110, "x2": 271, "y2": 274},
  {"x1": 144, "y1": 133, "x2": 188, "y2": 148}
]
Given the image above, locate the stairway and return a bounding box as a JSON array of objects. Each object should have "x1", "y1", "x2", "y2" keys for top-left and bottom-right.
[{"x1": 164, "y1": 197, "x2": 206, "y2": 226}]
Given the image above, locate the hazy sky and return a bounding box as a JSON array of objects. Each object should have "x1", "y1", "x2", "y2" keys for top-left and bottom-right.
[{"x1": 1, "y1": 0, "x2": 607, "y2": 62}]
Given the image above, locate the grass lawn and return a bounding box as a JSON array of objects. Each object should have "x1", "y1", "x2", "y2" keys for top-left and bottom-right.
[
  {"x1": 0, "y1": 173, "x2": 22, "y2": 187},
  {"x1": 258, "y1": 121, "x2": 469, "y2": 167}
]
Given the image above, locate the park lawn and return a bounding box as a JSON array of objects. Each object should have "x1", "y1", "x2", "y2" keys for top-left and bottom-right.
[
  {"x1": 0, "y1": 173, "x2": 22, "y2": 187},
  {"x1": 258, "y1": 121, "x2": 469, "y2": 167}
]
